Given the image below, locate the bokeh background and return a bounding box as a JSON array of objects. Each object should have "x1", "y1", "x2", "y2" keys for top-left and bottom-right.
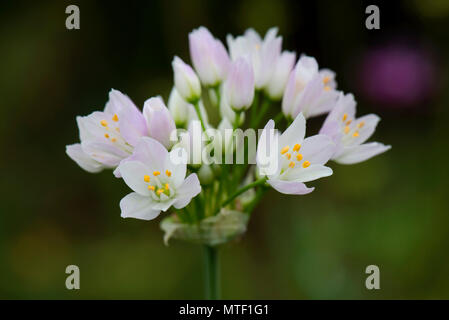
[{"x1": 1, "y1": 0, "x2": 448, "y2": 299}]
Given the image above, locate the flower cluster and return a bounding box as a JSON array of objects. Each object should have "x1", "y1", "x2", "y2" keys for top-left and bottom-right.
[{"x1": 66, "y1": 27, "x2": 390, "y2": 244}]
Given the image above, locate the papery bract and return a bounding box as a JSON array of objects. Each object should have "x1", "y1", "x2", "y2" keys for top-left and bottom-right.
[
  {"x1": 189, "y1": 26, "x2": 230, "y2": 86},
  {"x1": 282, "y1": 55, "x2": 338, "y2": 119},
  {"x1": 118, "y1": 137, "x2": 201, "y2": 220},
  {"x1": 257, "y1": 113, "x2": 334, "y2": 195},
  {"x1": 319, "y1": 93, "x2": 391, "y2": 164}
]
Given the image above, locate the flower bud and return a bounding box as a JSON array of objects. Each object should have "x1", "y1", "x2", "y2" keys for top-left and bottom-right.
[
  {"x1": 198, "y1": 164, "x2": 214, "y2": 185},
  {"x1": 143, "y1": 96, "x2": 176, "y2": 149},
  {"x1": 266, "y1": 51, "x2": 296, "y2": 100},
  {"x1": 168, "y1": 87, "x2": 190, "y2": 127},
  {"x1": 223, "y1": 57, "x2": 255, "y2": 111},
  {"x1": 189, "y1": 27, "x2": 230, "y2": 86},
  {"x1": 172, "y1": 56, "x2": 201, "y2": 103}
]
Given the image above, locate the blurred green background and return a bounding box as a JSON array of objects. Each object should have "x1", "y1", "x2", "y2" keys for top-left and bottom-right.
[{"x1": 1, "y1": 0, "x2": 448, "y2": 299}]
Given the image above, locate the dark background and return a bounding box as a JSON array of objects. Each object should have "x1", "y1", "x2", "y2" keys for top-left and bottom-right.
[{"x1": 0, "y1": 0, "x2": 448, "y2": 299}]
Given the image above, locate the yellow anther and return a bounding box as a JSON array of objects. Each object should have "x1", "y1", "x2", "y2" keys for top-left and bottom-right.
[
  {"x1": 289, "y1": 161, "x2": 295, "y2": 168},
  {"x1": 112, "y1": 114, "x2": 119, "y2": 122},
  {"x1": 302, "y1": 161, "x2": 311, "y2": 168},
  {"x1": 281, "y1": 146, "x2": 289, "y2": 155},
  {"x1": 153, "y1": 171, "x2": 160, "y2": 176},
  {"x1": 157, "y1": 189, "x2": 164, "y2": 195},
  {"x1": 143, "y1": 175, "x2": 150, "y2": 182},
  {"x1": 353, "y1": 131, "x2": 359, "y2": 137},
  {"x1": 104, "y1": 133, "x2": 109, "y2": 138},
  {"x1": 296, "y1": 153, "x2": 303, "y2": 161},
  {"x1": 323, "y1": 76, "x2": 331, "y2": 84},
  {"x1": 286, "y1": 153, "x2": 291, "y2": 160},
  {"x1": 165, "y1": 170, "x2": 172, "y2": 177},
  {"x1": 165, "y1": 183, "x2": 170, "y2": 191},
  {"x1": 324, "y1": 86, "x2": 331, "y2": 91},
  {"x1": 148, "y1": 185, "x2": 155, "y2": 191},
  {"x1": 346, "y1": 120, "x2": 352, "y2": 125},
  {"x1": 358, "y1": 121, "x2": 365, "y2": 128},
  {"x1": 100, "y1": 120, "x2": 108, "y2": 127},
  {"x1": 344, "y1": 126, "x2": 350, "y2": 134},
  {"x1": 111, "y1": 138, "x2": 117, "y2": 142},
  {"x1": 342, "y1": 113, "x2": 348, "y2": 121},
  {"x1": 293, "y1": 144, "x2": 301, "y2": 152}
]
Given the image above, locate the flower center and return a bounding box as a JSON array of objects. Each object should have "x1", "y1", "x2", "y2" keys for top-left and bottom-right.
[
  {"x1": 99, "y1": 114, "x2": 133, "y2": 153},
  {"x1": 280, "y1": 143, "x2": 311, "y2": 173},
  {"x1": 341, "y1": 114, "x2": 365, "y2": 143},
  {"x1": 143, "y1": 170, "x2": 173, "y2": 199}
]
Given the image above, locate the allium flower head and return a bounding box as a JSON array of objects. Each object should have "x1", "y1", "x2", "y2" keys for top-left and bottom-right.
[{"x1": 319, "y1": 93, "x2": 391, "y2": 164}]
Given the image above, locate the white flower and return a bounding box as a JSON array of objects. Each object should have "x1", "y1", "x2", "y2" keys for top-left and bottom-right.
[
  {"x1": 319, "y1": 93, "x2": 391, "y2": 164},
  {"x1": 257, "y1": 113, "x2": 335, "y2": 194},
  {"x1": 282, "y1": 55, "x2": 338, "y2": 119},
  {"x1": 142, "y1": 96, "x2": 176, "y2": 149},
  {"x1": 227, "y1": 27, "x2": 282, "y2": 89},
  {"x1": 223, "y1": 57, "x2": 255, "y2": 111},
  {"x1": 189, "y1": 26, "x2": 230, "y2": 86},
  {"x1": 168, "y1": 87, "x2": 209, "y2": 128},
  {"x1": 66, "y1": 89, "x2": 147, "y2": 172},
  {"x1": 172, "y1": 56, "x2": 201, "y2": 103},
  {"x1": 220, "y1": 88, "x2": 245, "y2": 125},
  {"x1": 266, "y1": 51, "x2": 296, "y2": 100},
  {"x1": 118, "y1": 137, "x2": 201, "y2": 220}
]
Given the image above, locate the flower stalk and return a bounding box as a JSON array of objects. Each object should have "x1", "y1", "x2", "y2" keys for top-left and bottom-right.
[{"x1": 204, "y1": 245, "x2": 220, "y2": 300}]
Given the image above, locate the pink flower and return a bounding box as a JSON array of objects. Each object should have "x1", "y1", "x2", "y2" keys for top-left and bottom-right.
[{"x1": 223, "y1": 57, "x2": 255, "y2": 111}]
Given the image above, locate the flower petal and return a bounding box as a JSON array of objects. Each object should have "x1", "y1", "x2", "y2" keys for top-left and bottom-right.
[
  {"x1": 120, "y1": 192, "x2": 160, "y2": 221},
  {"x1": 173, "y1": 173, "x2": 201, "y2": 209},
  {"x1": 66, "y1": 143, "x2": 104, "y2": 173},
  {"x1": 283, "y1": 164, "x2": 333, "y2": 183},
  {"x1": 118, "y1": 161, "x2": 151, "y2": 196},
  {"x1": 166, "y1": 148, "x2": 187, "y2": 188},
  {"x1": 335, "y1": 142, "x2": 391, "y2": 164},
  {"x1": 279, "y1": 112, "x2": 306, "y2": 148},
  {"x1": 348, "y1": 114, "x2": 380, "y2": 146},
  {"x1": 130, "y1": 137, "x2": 168, "y2": 172},
  {"x1": 300, "y1": 134, "x2": 335, "y2": 165},
  {"x1": 81, "y1": 141, "x2": 128, "y2": 167},
  {"x1": 267, "y1": 179, "x2": 315, "y2": 195}
]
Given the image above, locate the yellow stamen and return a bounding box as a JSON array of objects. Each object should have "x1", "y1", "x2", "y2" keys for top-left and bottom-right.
[
  {"x1": 111, "y1": 138, "x2": 117, "y2": 142},
  {"x1": 344, "y1": 126, "x2": 350, "y2": 134},
  {"x1": 289, "y1": 161, "x2": 295, "y2": 168},
  {"x1": 157, "y1": 189, "x2": 163, "y2": 195},
  {"x1": 324, "y1": 86, "x2": 331, "y2": 91},
  {"x1": 296, "y1": 153, "x2": 303, "y2": 161},
  {"x1": 104, "y1": 133, "x2": 109, "y2": 138},
  {"x1": 293, "y1": 144, "x2": 301, "y2": 152},
  {"x1": 353, "y1": 131, "x2": 359, "y2": 137},
  {"x1": 286, "y1": 153, "x2": 291, "y2": 160},
  {"x1": 100, "y1": 120, "x2": 108, "y2": 127},
  {"x1": 358, "y1": 121, "x2": 365, "y2": 128},
  {"x1": 143, "y1": 175, "x2": 150, "y2": 182},
  {"x1": 342, "y1": 114, "x2": 348, "y2": 121},
  {"x1": 281, "y1": 146, "x2": 289, "y2": 155},
  {"x1": 346, "y1": 120, "x2": 352, "y2": 125},
  {"x1": 302, "y1": 161, "x2": 311, "y2": 168},
  {"x1": 323, "y1": 76, "x2": 331, "y2": 84},
  {"x1": 112, "y1": 114, "x2": 119, "y2": 122},
  {"x1": 153, "y1": 171, "x2": 160, "y2": 176},
  {"x1": 165, "y1": 170, "x2": 172, "y2": 177},
  {"x1": 148, "y1": 185, "x2": 155, "y2": 191},
  {"x1": 165, "y1": 183, "x2": 170, "y2": 191}
]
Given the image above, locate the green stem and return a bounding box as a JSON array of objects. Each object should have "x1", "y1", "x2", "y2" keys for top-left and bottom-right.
[
  {"x1": 215, "y1": 177, "x2": 267, "y2": 215},
  {"x1": 253, "y1": 99, "x2": 272, "y2": 128},
  {"x1": 204, "y1": 245, "x2": 220, "y2": 300},
  {"x1": 193, "y1": 100, "x2": 209, "y2": 140}
]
